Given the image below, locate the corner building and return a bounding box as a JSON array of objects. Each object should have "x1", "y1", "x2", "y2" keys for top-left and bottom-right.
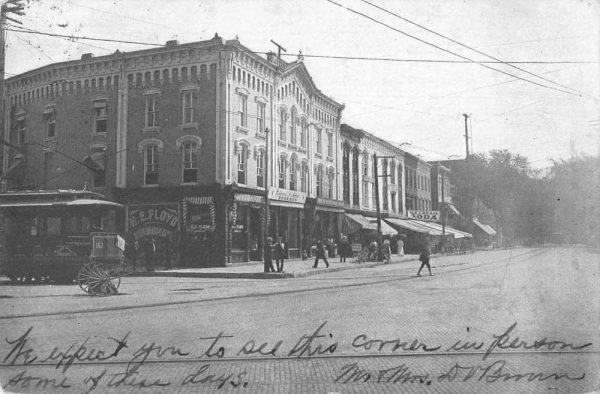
[{"x1": 2, "y1": 35, "x2": 343, "y2": 266}]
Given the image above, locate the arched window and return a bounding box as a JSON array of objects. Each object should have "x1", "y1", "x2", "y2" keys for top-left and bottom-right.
[
  {"x1": 300, "y1": 162, "x2": 308, "y2": 193},
  {"x1": 316, "y1": 165, "x2": 324, "y2": 197},
  {"x1": 182, "y1": 141, "x2": 198, "y2": 183},
  {"x1": 290, "y1": 108, "x2": 297, "y2": 145},
  {"x1": 390, "y1": 160, "x2": 396, "y2": 184},
  {"x1": 278, "y1": 155, "x2": 287, "y2": 189},
  {"x1": 279, "y1": 108, "x2": 287, "y2": 141},
  {"x1": 237, "y1": 143, "x2": 248, "y2": 185},
  {"x1": 300, "y1": 118, "x2": 307, "y2": 148},
  {"x1": 342, "y1": 143, "x2": 350, "y2": 204},
  {"x1": 327, "y1": 168, "x2": 335, "y2": 199},
  {"x1": 144, "y1": 145, "x2": 159, "y2": 185},
  {"x1": 289, "y1": 155, "x2": 297, "y2": 190},
  {"x1": 256, "y1": 149, "x2": 265, "y2": 188}
]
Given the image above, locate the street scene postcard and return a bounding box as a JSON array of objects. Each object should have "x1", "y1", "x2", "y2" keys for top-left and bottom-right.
[{"x1": 0, "y1": 0, "x2": 599, "y2": 393}]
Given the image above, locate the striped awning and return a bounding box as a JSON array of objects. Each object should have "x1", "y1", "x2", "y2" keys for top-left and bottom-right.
[{"x1": 184, "y1": 196, "x2": 213, "y2": 205}]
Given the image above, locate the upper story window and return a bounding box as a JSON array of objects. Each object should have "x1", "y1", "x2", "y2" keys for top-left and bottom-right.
[
  {"x1": 257, "y1": 102, "x2": 266, "y2": 133},
  {"x1": 279, "y1": 108, "x2": 287, "y2": 141},
  {"x1": 144, "y1": 145, "x2": 159, "y2": 185},
  {"x1": 327, "y1": 168, "x2": 335, "y2": 199},
  {"x1": 43, "y1": 105, "x2": 56, "y2": 139},
  {"x1": 238, "y1": 93, "x2": 248, "y2": 128},
  {"x1": 391, "y1": 191, "x2": 397, "y2": 213},
  {"x1": 316, "y1": 129, "x2": 322, "y2": 154},
  {"x1": 237, "y1": 143, "x2": 248, "y2": 185},
  {"x1": 182, "y1": 142, "x2": 198, "y2": 183},
  {"x1": 300, "y1": 162, "x2": 308, "y2": 193},
  {"x1": 289, "y1": 156, "x2": 297, "y2": 190},
  {"x1": 316, "y1": 166, "x2": 324, "y2": 197},
  {"x1": 300, "y1": 119, "x2": 308, "y2": 148},
  {"x1": 183, "y1": 91, "x2": 194, "y2": 124},
  {"x1": 362, "y1": 153, "x2": 369, "y2": 177},
  {"x1": 290, "y1": 110, "x2": 297, "y2": 145},
  {"x1": 327, "y1": 132, "x2": 333, "y2": 157},
  {"x1": 93, "y1": 101, "x2": 108, "y2": 133},
  {"x1": 16, "y1": 114, "x2": 26, "y2": 144},
  {"x1": 145, "y1": 95, "x2": 159, "y2": 128},
  {"x1": 257, "y1": 149, "x2": 265, "y2": 188},
  {"x1": 278, "y1": 156, "x2": 286, "y2": 188},
  {"x1": 390, "y1": 160, "x2": 396, "y2": 184}
]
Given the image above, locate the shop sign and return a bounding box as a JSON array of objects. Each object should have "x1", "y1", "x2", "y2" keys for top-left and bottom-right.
[
  {"x1": 407, "y1": 210, "x2": 440, "y2": 222},
  {"x1": 268, "y1": 188, "x2": 307, "y2": 204},
  {"x1": 128, "y1": 204, "x2": 180, "y2": 241},
  {"x1": 235, "y1": 193, "x2": 264, "y2": 204},
  {"x1": 231, "y1": 224, "x2": 244, "y2": 233}
]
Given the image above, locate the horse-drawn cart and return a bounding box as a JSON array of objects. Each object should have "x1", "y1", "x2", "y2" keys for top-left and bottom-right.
[{"x1": 77, "y1": 233, "x2": 125, "y2": 296}]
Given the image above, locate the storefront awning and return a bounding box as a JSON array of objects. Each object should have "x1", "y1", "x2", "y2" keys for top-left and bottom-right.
[
  {"x1": 473, "y1": 218, "x2": 496, "y2": 236},
  {"x1": 345, "y1": 214, "x2": 397, "y2": 235},
  {"x1": 446, "y1": 203, "x2": 460, "y2": 215},
  {"x1": 412, "y1": 220, "x2": 472, "y2": 239},
  {"x1": 385, "y1": 218, "x2": 445, "y2": 236}
]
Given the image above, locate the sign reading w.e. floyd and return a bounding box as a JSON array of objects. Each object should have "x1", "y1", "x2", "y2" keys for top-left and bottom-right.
[
  {"x1": 128, "y1": 204, "x2": 180, "y2": 241},
  {"x1": 268, "y1": 188, "x2": 307, "y2": 204},
  {"x1": 408, "y1": 210, "x2": 440, "y2": 222}
]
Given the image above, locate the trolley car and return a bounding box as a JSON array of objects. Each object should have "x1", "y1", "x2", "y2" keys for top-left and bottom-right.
[{"x1": 0, "y1": 190, "x2": 125, "y2": 284}]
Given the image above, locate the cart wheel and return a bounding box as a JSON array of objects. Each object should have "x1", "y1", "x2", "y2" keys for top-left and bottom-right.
[{"x1": 77, "y1": 262, "x2": 121, "y2": 296}]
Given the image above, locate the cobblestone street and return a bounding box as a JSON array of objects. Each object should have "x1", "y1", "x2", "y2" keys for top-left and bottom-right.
[{"x1": 1, "y1": 247, "x2": 598, "y2": 393}]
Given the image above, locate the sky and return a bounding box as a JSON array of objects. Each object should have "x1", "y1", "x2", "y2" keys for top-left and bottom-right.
[{"x1": 5, "y1": 0, "x2": 600, "y2": 169}]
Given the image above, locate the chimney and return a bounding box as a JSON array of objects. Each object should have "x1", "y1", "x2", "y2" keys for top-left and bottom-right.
[
  {"x1": 81, "y1": 53, "x2": 93, "y2": 60},
  {"x1": 166, "y1": 39, "x2": 179, "y2": 47}
]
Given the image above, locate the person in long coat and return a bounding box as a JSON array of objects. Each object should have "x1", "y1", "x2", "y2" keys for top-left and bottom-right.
[
  {"x1": 313, "y1": 239, "x2": 329, "y2": 268},
  {"x1": 274, "y1": 236, "x2": 286, "y2": 272},
  {"x1": 263, "y1": 237, "x2": 276, "y2": 273}
]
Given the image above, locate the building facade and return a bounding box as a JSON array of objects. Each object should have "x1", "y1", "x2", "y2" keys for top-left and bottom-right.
[{"x1": 2, "y1": 35, "x2": 343, "y2": 266}]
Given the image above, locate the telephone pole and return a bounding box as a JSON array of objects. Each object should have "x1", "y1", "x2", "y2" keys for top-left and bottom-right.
[
  {"x1": 1, "y1": 0, "x2": 25, "y2": 192},
  {"x1": 463, "y1": 113, "x2": 470, "y2": 159},
  {"x1": 373, "y1": 154, "x2": 394, "y2": 261}
]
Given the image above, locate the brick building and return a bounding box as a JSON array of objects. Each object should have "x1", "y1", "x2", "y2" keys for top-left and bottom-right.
[{"x1": 2, "y1": 35, "x2": 343, "y2": 266}]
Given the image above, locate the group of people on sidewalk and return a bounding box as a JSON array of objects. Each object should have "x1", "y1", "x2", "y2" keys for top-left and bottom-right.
[
  {"x1": 125, "y1": 236, "x2": 176, "y2": 272},
  {"x1": 263, "y1": 237, "x2": 288, "y2": 273}
]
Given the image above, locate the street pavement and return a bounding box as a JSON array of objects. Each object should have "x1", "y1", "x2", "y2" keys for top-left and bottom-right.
[{"x1": 0, "y1": 247, "x2": 598, "y2": 393}]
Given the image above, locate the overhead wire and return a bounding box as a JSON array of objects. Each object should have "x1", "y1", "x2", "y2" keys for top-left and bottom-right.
[
  {"x1": 4, "y1": 25, "x2": 596, "y2": 65},
  {"x1": 358, "y1": 0, "x2": 581, "y2": 94},
  {"x1": 323, "y1": 0, "x2": 582, "y2": 97}
]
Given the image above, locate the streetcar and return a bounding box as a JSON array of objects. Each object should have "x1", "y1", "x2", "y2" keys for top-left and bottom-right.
[{"x1": 0, "y1": 190, "x2": 125, "y2": 284}]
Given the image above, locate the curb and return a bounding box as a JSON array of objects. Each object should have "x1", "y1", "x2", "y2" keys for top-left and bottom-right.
[{"x1": 129, "y1": 257, "x2": 420, "y2": 280}]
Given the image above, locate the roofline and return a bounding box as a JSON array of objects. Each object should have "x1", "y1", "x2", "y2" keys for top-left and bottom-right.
[{"x1": 340, "y1": 123, "x2": 407, "y2": 158}]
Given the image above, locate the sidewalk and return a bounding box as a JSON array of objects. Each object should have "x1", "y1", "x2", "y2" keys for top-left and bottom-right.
[{"x1": 130, "y1": 254, "x2": 421, "y2": 279}]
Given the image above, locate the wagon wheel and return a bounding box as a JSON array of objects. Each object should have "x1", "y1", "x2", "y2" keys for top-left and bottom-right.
[{"x1": 77, "y1": 262, "x2": 121, "y2": 296}]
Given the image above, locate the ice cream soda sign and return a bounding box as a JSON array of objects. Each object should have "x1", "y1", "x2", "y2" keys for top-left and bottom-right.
[
  {"x1": 408, "y1": 210, "x2": 440, "y2": 222},
  {"x1": 128, "y1": 204, "x2": 180, "y2": 240}
]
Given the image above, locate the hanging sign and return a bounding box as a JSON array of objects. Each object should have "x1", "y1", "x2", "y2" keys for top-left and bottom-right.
[{"x1": 408, "y1": 210, "x2": 440, "y2": 222}]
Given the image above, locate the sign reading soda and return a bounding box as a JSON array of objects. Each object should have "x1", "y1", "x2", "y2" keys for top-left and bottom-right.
[{"x1": 408, "y1": 210, "x2": 440, "y2": 222}]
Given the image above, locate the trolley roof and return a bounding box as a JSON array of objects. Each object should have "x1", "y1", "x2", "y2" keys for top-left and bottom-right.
[{"x1": 0, "y1": 190, "x2": 123, "y2": 208}]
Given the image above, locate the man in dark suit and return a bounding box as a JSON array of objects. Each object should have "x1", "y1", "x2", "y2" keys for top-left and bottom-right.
[
  {"x1": 313, "y1": 239, "x2": 329, "y2": 268},
  {"x1": 417, "y1": 236, "x2": 432, "y2": 276},
  {"x1": 274, "y1": 236, "x2": 286, "y2": 272},
  {"x1": 263, "y1": 237, "x2": 276, "y2": 273}
]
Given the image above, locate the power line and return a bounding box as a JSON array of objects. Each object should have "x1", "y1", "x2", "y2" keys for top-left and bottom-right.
[
  {"x1": 13, "y1": 24, "x2": 112, "y2": 52},
  {"x1": 5, "y1": 25, "x2": 596, "y2": 65},
  {"x1": 324, "y1": 0, "x2": 582, "y2": 97},
  {"x1": 4, "y1": 26, "x2": 163, "y2": 47},
  {"x1": 14, "y1": 33, "x2": 54, "y2": 61},
  {"x1": 359, "y1": 0, "x2": 581, "y2": 94}
]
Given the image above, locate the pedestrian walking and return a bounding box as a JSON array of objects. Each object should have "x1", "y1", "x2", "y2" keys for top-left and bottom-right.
[
  {"x1": 275, "y1": 236, "x2": 286, "y2": 272},
  {"x1": 339, "y1": 236, "x2": 348, "y2": 263},
  {"x1": 263, "y1": 237, "x2": 276, "y2": 273},
  {"x1": 313, "y1": 239, "x2": 329, "y2": 268},
  {"x1": 397, "y1": 237, "x2": 404, "y2": 257},
  {"x1": 382, "y1": 238, "x2": 391, "y2": 263},
  {"x1": 416, "y1": 238, "x2": 433, "y2": 276}
]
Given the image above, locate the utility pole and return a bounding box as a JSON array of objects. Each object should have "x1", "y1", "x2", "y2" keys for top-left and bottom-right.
[
  {"x1": 270, "y1": 39, "x2": 287, "y2": 58},
  {"x1": 263, "y1": 127, "x2": 270, "y2": 265},
  {"x1": 463, "y1": 113, "x2": 470, "y2": 159},
  {"x1": 440, "y1": 167, "x2": 446, "y2": 252},
  {"x1": 1, "y1": 0, "x2": 25, "y2": 192},
  {"x1": 373, "y1": 154, "x2": 394, "y2": 261}
]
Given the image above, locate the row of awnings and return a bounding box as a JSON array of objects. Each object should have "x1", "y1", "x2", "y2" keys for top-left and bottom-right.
[
  {"x1": 473, "y1": 218, "x2": 497, "y2": 236},
  {"x1": 385, "y1": 217, "x2": 472, "y2": 239},
  {"x1": 343, "y1": 213, "x2": 473, "y2": 239}
]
